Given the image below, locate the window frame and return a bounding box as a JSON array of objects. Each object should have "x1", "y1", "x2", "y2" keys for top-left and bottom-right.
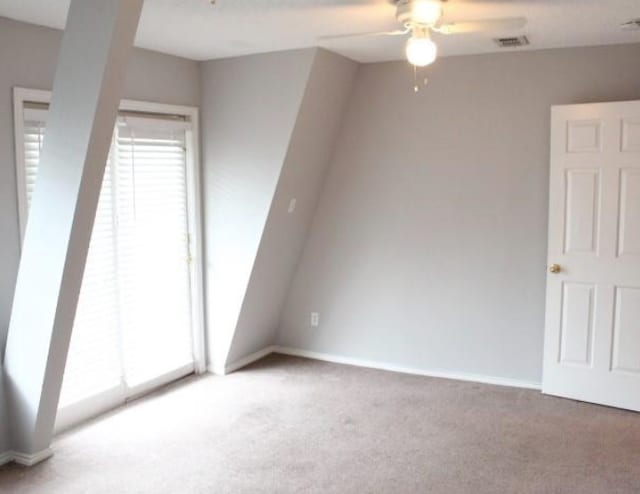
[{"x1": 12, "y1": 87, "x2": 207, "y2": 429}]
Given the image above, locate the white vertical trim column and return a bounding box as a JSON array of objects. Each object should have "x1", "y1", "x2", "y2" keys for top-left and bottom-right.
[{"x1": 3, "y1": 0, "x2": 143, "y2": 460}]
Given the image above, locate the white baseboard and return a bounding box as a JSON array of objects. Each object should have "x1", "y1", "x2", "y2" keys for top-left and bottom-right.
[
  {"x1": 210, "y1": 345, "x2": 277, "y2": 376},
  {"x1": 0, "y1": 447, "x2": 53, "y2": 467},
  {"x1": 13, "y1": 448, "x2": 53, "y2": 466},
  {"x1": 207, "y1": 343, "x2": 541, "y2": 390},
  {"x1": 273, "y1": 346, "x2": 542, "y2": 390},
  {"x1": 0, "y1": 451, "x2": 13, "y2": 467}
]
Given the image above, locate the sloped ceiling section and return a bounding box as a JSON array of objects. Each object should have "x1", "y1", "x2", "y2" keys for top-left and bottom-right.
[
  {"x1": 225, "y1": 49, "x2": 358, "y2": 365},
  {"x1": 200, "y1": 47, "x2": 357, "y2": 372},
  {"x1": 200, "y1": 48, "x2": 315, "y2": 372}
]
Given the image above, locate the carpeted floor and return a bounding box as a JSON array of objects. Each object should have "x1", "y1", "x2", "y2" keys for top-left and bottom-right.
[{"x1": 1, "y1": 354, "x2": 639, "y2": 493}]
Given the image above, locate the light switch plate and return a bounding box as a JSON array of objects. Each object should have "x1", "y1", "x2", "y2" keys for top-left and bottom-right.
[{"x1": 310, "y1": 312, "x2": 319, "y2": 327}]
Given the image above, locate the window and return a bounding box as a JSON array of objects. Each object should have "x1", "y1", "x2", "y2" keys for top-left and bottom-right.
[{"x1": 13, "y1": 88, "x2": 205, "y2": 432}]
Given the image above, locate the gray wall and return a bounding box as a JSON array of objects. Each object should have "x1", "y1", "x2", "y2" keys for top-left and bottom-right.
[
  {"x1": 0, "y1": 16, "x2": 199, "y2": 456},
  {"x1": 226, "y1": 49, "x2": 357, "y2": 364},
  {"x1": 3, "y1": 11, "x2": 640, "y2": 455},
  {"x1": 277, "y1": 43, "x2": 640, "y2": 384},
  {"x1": 200, "y1": 49, "x2": 316, "y2": 371}
]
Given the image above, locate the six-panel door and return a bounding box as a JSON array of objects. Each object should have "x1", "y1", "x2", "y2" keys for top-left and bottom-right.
[{"x1": 543, "y1": 100, "x2": 640, "y2": 411}]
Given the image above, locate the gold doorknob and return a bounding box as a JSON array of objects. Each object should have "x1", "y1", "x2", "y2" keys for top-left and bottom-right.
[{"x1": 549, "y1": 264, "x2": 562, "y2": 274}]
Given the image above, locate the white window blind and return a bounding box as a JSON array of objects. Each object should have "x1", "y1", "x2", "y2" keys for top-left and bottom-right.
[
  {"x1": 22, "y1": 108, "x2": 45, "y2": 205},
  {"x1": 22, "y1": 108, "x2": 121, "y2": 407},
  {"x1": 19, "y1": 106, "x2": 196, "y2": 413},
  {"x1": 115, "y1": 117, "x2": 194, "y2": 387}
]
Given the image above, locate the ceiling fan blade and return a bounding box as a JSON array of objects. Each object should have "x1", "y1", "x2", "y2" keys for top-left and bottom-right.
[
  {"x1": 210, "y1": 0, "x2": 389, "y2": 7},
  {"x1": 437, "y1": 17, "x2": 527, "y2": 35},
  {"x1": 320, "y1": 29, "x2": 409, "y2": 41}
]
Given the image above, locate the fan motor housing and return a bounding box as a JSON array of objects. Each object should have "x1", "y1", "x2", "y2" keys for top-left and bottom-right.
[{"x1": 395, "y1": 0, "x2": 446, "y2": 27}]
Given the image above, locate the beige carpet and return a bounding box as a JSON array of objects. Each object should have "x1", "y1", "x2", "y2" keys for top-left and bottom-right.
[{"x1": 1, "y1": 354, "x2": 639, "y2": 493}]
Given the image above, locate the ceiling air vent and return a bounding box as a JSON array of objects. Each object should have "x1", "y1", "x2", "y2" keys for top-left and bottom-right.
[
  {"x1": 621, "y1": 19, "x2": 640, "y2": 31},
  {"x1": 494, "y1": 36, "x2": 529, "y2": 48}
]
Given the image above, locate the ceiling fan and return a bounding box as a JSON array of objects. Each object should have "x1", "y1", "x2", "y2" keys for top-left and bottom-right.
[{"x1": 321, "y1": 0, "x2": 527, "y2": 68}]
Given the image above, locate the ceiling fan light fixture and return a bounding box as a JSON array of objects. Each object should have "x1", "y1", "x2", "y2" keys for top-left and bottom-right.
[{"x1": 405, "y1": 35, "x2": 437, "y2": 67}]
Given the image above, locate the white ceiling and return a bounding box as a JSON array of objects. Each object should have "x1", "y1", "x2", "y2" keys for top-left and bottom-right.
[{"x1": 0, "y1": 0, "x2": 639, "y2": 62}]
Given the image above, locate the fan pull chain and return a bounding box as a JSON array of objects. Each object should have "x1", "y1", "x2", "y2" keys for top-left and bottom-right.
[{"x1": 413, "y1": 65, "x2": 429, "y2": 93}]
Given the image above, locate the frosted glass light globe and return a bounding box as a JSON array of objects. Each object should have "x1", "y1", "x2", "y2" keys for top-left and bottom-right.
[{"x1": 405, "y1": 37, "x2": 437, "y2": 67}]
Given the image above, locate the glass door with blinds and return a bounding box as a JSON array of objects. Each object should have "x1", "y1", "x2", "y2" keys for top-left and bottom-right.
[
  {"x1": 115, "y1": 118, "x2": 196, "y2": 389},
  {"x1": 14, "y1": 90, "x2": 204, "y2": 431}
]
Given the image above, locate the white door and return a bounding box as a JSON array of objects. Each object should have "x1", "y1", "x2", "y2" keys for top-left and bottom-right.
[{"x1": 543, "y1": 100, "x2": 640, "y2": 411}]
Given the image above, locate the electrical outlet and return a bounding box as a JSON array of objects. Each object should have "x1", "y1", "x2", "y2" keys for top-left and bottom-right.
[
  {"x1": 310, "y1": 312, "x2": 320, "y2": 327},
  {"x1": 288, "y1": 198, "x2": 297, "y2": 213}
]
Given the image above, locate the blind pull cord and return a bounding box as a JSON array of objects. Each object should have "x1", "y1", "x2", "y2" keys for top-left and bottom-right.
[{"x1": 131, "y1": 128, "x2": 137, "y2": 222}]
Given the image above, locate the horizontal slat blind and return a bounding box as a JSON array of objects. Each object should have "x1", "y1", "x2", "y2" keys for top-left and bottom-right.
[
  {"x1": 61, "y1": 149, "x2": 122, "y2": 406},
  {"x1": 116, "y1": 121, "x2": 194, "y2": 386},
  {"x1": 21, "y1": 114, "x2": 122, "y2": 408},
  {"x1": 19, "y1": 106, "x2": 196, "y2": 411},
  {"x1": 22, "y1": 118, "x2": 44, "y2": 206}
]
